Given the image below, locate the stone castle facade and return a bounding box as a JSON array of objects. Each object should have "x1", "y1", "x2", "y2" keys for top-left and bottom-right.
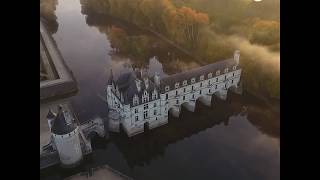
[{"x1": 107, "y1": 50, "x2": 242, "y2": 137}]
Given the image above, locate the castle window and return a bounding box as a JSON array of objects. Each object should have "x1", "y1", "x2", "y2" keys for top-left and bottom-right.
[
  {"x1": 192, "y1": 94, "x2": 195, "y2": 99},
  {"x1": 232, "y1": 80, "x2": 234, "y2": 84},
  {"x1": 183, "y1": 80, "x2": 187, "y2": 86},
  {"x1": 216, "y1": 70, "x2": 220, "y2": 76},
  {"x1": 183, "y1": 96, "x2": 185, "y2": 100},
  {"x1": 144, "y1": 104, "x2": 148, "y2": 110},
  {"x1": 209, "y1": 80, "x2": 211, "y2": 85},
  {"x1": 144, "y1": 111, "x2": 148, "y2": 119},
  {"x1": 176, "y1": 91, "x2": 178, "y2": 96},
  {"x1": 200, "y1": 90, "x2": 202, "y2": 94},
  {"x1": 200, "y1": 82, "x2": 202, "y2": 87},
  {"x1": 165, "y1": 86, "x2": 170, "y2": 92},
  {"x1": 143, "y1": 97, "x2": 147, "y2": 103},
  {"x1": 184, "y1": 88, "x2": 186, "y2": 93},
  {"x1": 191, "y1": 78, "x2": 196, "y2": 84},
  {"x1": 233, "y1": 72, "x2": 235, "y2": 77},
  {"x1": 154, "y1": 110, "x2": 157, "y2": 115},
  {"x1": 225, "y1": 75, "x2": 227, "y2": 80},
  {"x1": 135, "y1": 109, "x2": 138, "y2": 113},
  {"x1": 233, "y1": 66, "x2": 237, "y2": 70},
  {"x1": 215, "y1": 85, "x2": 217, "y2": 89},
  {"x1": 192, "y1": 86, "x2": 194, "y2": 91},
  {"x1": 208, "y1": 73, "x2": 212, "y2": 78},
  {"x1": 175, "y1": 82, "x2": 180, "y2": 89},
  {"x1": 216, "y1": 78, "x2": 218, "y2": 82},
  {"x1": 135, "y1": 116, "x2": 139, "y2": 122},
  {"x1": 166, "y1": 93, "x2": 168, "y2": 100},
  {"x1": 224, "y1": 68, "x2": 229, "y2": 73},
  {"x1": 200, "y1": 75, "x2": 204, "y2": 81},
  {"x1": 176, "y1": 100, "x2": 179, "y2": 104},
  {"x1": 209, "y1": 89, "x2": 211, "y2": 93},
  {"x1": 154, "y1": 103, "x2": 157, "y2": 107}
]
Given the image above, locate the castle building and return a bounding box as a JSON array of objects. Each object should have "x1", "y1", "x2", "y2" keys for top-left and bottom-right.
[
  {"x1": 107, "y1": 50, "x2": 242, "y2": 137},
  {"x1": 48, "y1": 105, "x2": 83, "y2": 167}
]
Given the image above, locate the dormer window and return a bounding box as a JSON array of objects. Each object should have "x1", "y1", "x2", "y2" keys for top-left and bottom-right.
[
  {"x1": 233, "y1": 65, "x2": 237, "y2": 70},
  {"x1": 191, "y1": 78, "x2": 196, "y2": 84},
  {"x1": 165, "y1": 86, "x2": 170, "y2": 92},
  {"x1": 175, "y1": 82, "x2": 180, "y2": 89},
  {"x1": 152, "y1": 89, "x2": 158, "y2": 100},
  {"x1": 208, "y1": 73, "x2": 212, "y2": 78},
  {"x1": 224, "y1": 68, "x2": 229, "y2": 73},
  {"x1": 200, "y1": 75, "x2": 204, "y2": 81},
  {"x1": 216, "y1": 70, "x2": 220, "y2": 76},
  {"x1": 183, "y1": 80, "x2": 187, "y2": 86},
  {"x1": 133, "y1": 95, "x2": 139, "y2": 106}
]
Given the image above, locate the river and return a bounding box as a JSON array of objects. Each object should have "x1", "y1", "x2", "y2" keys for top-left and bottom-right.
[{"x1": 40, "y1": 0, "x2": 280, "y2": 179}]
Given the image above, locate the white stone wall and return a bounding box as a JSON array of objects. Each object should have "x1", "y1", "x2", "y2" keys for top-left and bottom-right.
[{"x1": 53, "y1": 127, "x2": 82, "y2": 166}]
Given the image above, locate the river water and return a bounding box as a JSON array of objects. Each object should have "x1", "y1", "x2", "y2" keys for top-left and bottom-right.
[{"x1": 40, "y1": 0, "x2": 280, "y2": 179}]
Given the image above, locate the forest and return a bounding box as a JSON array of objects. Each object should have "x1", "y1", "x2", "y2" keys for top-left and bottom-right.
[{"x1": 82, "y1": 0, "x2": 280, "y2": 100}]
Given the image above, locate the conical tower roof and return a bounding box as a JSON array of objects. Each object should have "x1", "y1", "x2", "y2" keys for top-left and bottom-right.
[
  {"x1": 47, "y1": 109, "x2": 56, "y2": 119},
  {"x1": 51, "y1": 105, "x2": 76, "y2": 135}
]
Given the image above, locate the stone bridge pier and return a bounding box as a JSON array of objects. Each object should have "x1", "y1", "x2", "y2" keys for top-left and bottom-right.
[
  {"x1": 198, "y1": 95, "x2": 212, "y2": 107},
  {"x1": 182, "y1": 100, "x2": 196, "y2": 112},
  {"x1": 169, "y1": 106, "x2": 180, "y2": 118}
]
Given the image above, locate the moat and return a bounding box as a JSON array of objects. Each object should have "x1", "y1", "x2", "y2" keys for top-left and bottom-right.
[{"x1": 40, "y1": 0, "x2": 280, "y2": 179}]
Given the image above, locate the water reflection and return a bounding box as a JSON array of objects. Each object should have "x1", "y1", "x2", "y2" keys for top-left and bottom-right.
[
  {"x1": 80, "y1": 0, "x2": 199, "y2": 75},
  {"x1": 40, "y1": 0, "x2": 59, "y2": 34}
]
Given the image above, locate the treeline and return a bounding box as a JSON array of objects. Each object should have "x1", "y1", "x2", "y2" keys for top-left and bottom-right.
[{"x1": 81, "y1": 0, "x2": 280, "y2": 99}]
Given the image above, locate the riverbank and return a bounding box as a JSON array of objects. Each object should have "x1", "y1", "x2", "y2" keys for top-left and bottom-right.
[{"x1": 65, "y1": 165, "x2": 133, "y2": 180}]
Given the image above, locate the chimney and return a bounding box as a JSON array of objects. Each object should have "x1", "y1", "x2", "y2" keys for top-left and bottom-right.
[
  {"x1": 234, "y1": 50, "x2": 240, "y2": 65},
  {"x1": 154, "y1": 72, "x2": 160, "y2": 86},
  {"x1": 135, "y1": 79, "x2": 141, "y2": 92},
  {"x1": 144, "y1": 77, "x2": 149, "y2": 89}
]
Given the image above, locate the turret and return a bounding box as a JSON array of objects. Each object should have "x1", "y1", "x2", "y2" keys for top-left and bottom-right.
[
  {"x1": 107, "y1": 69, "x2": 114, "y2": 85},
  {"x1": 51, "y1": 105, "x2": 82, "y2": 168},
  {"x1": 47, "y1": 109, "x2": 56, "y2": 130},
  {"x1": 234, "y1": 50, "x2": 240, "y2": 65}
]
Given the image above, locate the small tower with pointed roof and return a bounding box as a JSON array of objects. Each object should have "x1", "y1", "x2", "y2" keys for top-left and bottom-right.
[
  {"x1": 51, "y1": 105, "x2": 83, "y2": 168},
  {"x1": 47, "y1": 109, "x2": 56, "y2": 130}
]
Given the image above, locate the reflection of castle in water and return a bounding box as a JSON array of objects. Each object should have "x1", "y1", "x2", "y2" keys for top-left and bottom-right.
[{"x1": 108, "y1": 96, "x2": 242, "y2": 168}]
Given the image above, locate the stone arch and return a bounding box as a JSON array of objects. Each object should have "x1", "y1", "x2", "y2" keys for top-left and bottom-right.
[
  {"x1": 87, "y1": 131, "x2": 99, "y2": 140},
  {"x1": 168, "y1": 106, "x2": 180, "y2": 119}
]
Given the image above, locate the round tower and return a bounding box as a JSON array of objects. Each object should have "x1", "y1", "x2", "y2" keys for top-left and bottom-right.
[{"x1": 51, "y1": 105, "x2": 82, "y2": 168}]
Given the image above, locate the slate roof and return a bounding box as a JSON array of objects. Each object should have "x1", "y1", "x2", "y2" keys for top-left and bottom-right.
[
  {"x1": 159, "y1": 58, "x2": 239, "y2": 93},
  {"x1": 113, "y1": 71, "x2": 160, "y2": 106},
  {"x1": 51, "y1": 105, "x2": 76, "y2": 135},
  {"x1": 47, "y1": 109, "x2": 56, "y2": 119}
]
